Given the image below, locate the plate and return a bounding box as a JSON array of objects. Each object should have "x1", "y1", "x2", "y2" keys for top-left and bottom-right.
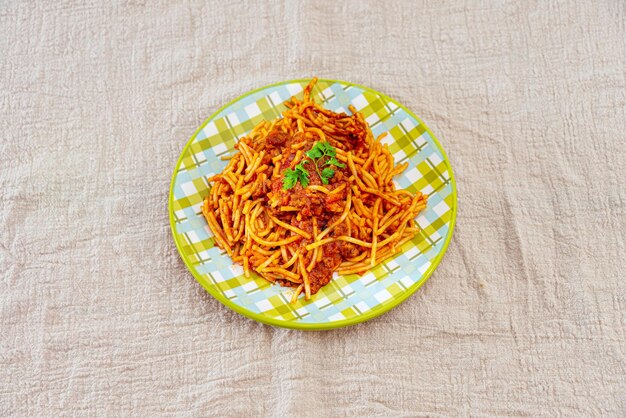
[{"x1": 169, "y1": 78, "x2": 457, "y2": 330}]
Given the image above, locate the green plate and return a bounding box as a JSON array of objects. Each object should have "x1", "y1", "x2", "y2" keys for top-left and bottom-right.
[{"x1": 169, "y1": 78, "x2": 457, "y2": 330}]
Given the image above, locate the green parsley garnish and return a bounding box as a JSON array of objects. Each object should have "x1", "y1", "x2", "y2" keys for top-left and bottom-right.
[
  {"x1": 282, "y1": 141, "x2": 345, "y2": 190},
  {"x1": 283, "y1": 163, "x2": 310, "y2": 189}
]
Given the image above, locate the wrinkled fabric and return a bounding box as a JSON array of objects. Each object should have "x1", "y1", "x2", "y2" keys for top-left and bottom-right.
[{"x1": 1, "y1": 1, "x2": 624, "y2": 416}]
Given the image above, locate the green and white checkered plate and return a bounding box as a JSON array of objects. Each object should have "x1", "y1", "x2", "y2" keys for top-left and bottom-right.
[{"x1": 169, "y1": 79, "x2": 457, "y2": 330}]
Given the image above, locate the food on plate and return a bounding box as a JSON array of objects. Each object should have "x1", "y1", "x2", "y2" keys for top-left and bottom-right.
[{"x1": 202, "y1": 78, "x2": 427, "y2": 302}]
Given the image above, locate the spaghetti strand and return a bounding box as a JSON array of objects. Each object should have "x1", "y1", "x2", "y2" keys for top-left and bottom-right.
[{"x1": 200, "y1": 77, "x2": 427, "y2": 303}]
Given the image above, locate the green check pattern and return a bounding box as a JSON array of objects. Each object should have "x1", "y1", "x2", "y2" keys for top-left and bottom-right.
[{"x1": 170, "y1": 79, "x2": 456, "y2": 328}]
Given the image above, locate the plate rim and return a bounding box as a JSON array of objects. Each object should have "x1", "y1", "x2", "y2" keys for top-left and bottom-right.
[{"x1": 169, "y1": 78, "x2": 458, "y2": 330}]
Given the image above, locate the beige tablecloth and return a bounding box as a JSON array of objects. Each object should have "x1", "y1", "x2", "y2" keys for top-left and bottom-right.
[{"x1": 1, "y1": 1, "x2": 624, "y2": 416}]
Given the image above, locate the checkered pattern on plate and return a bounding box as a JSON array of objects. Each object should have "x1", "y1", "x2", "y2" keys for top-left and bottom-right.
[{"x1": 170, "y1": 79, "x2": 456, "y2": 328}]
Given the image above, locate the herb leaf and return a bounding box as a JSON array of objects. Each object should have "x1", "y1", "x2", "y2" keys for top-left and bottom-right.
[
  {"x1": 319, "y1": 141, "x2": 336, "y2": 157},
  {"x1": 299, "y1": 172, "x2": 310, "y2": 188},
  {"x1": 325, "y1": 156, "x2": 345, "y2": 168},
  {"x1": 305, "y1": 146, "x2": 323, "y2": 160},
  {"x1": 295, "y1": 162, "x2": 308, "y2": 175},
  {"x1": 282, "y1": 141, "x2": 343, "y2": 189},
  {"x1": 320, "y1": 167, "x2": 335, "y2": 184},
  {"x1": 282, "y1": 168, "x2": 299, "y2": 190}
]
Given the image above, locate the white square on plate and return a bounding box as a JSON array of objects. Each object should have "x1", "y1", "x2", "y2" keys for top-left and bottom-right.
[
  {"x1": 429, "y1": 153, "x2": 443, "y2": 166},
  {"x1": 374, "y1": 289, "x2": 392, "y2": 303},
  {"x1": 186, "y1": 230, "x2": 200, "y2": 244},
  {"x1": 400, "y1": 118, "x2": 416, "y2": 132},
  {"x1": 180, "y1": 181, "x2": 197, "y2": 196},
  {"x1": 328, "y1": 313, "x2": 345, "y2": 321},
  {"x1": 432, "y1": 201, "x2": 450, "y2": 217},
  {"x1": 212, "y1": 142, "x2": 227, "y2": 155},
  {"x1": 242, "y1": 281, "x2": 258, "y2": 292},
  {"x1": 269, "y1": 92, "x2": 283, "y2": 106},
  {"x1": 355, "y1": 301, "x2": 370, "y2": 313},
  {"x1": 314, "y1": 296, "x2": 331, "y2": 309},
  {"x1": 203, "y1": 122, "x2": 218, "y2": 138},
  {"x1": 365, "y1": 113, "x2": 379, "y2": 126},
  {"x1": 286, "y1": 84, "x2": 303, "y2": 96},
  {"x1": 226, "y1": 113, "x2": 240, "y2": 127},
  {"x1": 255, "y1": 300, "x2": 273, "y2": 312},
  {"x1": 244, "y1": 103, "x2": 262, "y2": 118},
  {"x1": 351, "y1": 94, "x2": 368, "y2": 110}
]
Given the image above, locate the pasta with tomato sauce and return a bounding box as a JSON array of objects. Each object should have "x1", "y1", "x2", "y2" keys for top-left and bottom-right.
[{"x1": 202, "y1": 78, "x2": 427, "y2": 302}]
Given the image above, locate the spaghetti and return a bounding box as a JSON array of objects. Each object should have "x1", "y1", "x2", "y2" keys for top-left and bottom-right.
[{"x1": 202, "y1": 78, "x2": 427, "y2": 302}]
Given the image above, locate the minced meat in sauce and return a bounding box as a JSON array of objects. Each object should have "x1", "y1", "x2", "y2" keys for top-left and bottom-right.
[{"x1": 259, "y1": 127, "x2": 365, "y2": 294}]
